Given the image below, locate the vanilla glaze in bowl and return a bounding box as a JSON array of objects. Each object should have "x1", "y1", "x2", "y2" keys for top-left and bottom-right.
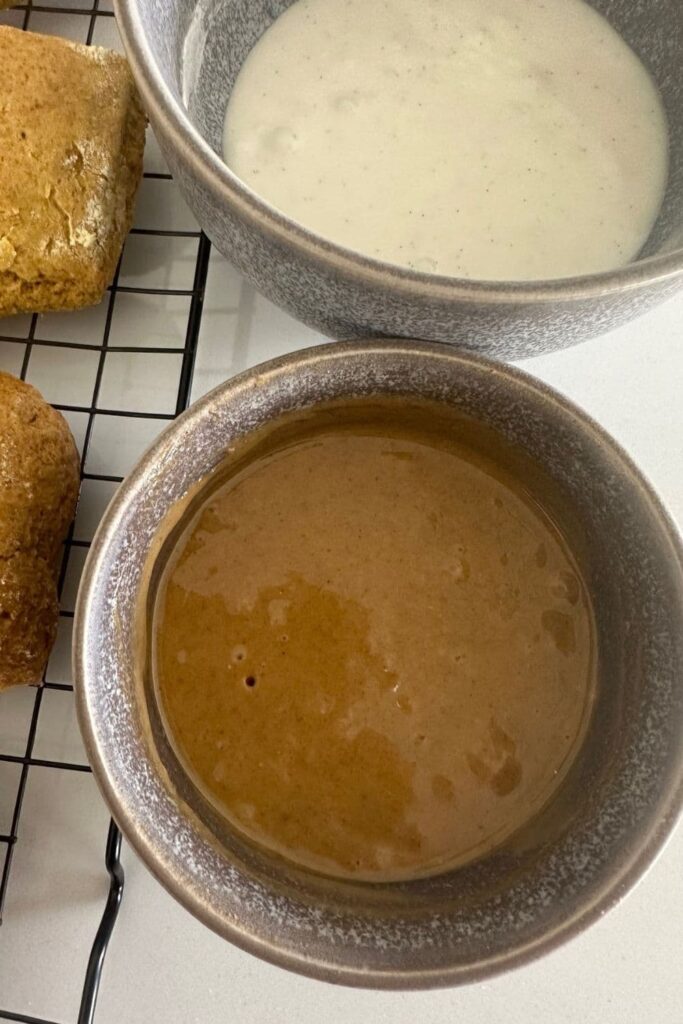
[
  {"x1": 115, "y1": 0, "x2": 683, "y2": 357},
  {"x1": 75, "y1": 341, "x2": 683, "y2": 987}
]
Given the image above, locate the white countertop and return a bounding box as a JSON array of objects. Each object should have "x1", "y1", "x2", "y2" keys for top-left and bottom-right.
[{"x1": 0, "y1": 3, "x2": 682, "y2": 1022}]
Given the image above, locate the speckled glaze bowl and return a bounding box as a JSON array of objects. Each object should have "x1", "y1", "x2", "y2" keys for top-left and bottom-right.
[
  {"x1": 75, "y1": 341, "x2": 683, "y2": 988},
  {"x1": 115, "y1": 0, "x2": 683, "y2": 358}
]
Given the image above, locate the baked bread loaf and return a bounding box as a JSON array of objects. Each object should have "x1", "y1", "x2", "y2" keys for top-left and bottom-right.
[
  {"x1": 0, "y1": 26, "x2": 146, "y2": 316},
  {"x1": 0, "y1": 372, "x2": 80, "y2": 689}
]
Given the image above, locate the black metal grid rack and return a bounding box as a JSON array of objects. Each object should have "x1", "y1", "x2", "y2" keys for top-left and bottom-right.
[{"x1": 0, "y1": 4, "x2": 212, "y2": 1020}]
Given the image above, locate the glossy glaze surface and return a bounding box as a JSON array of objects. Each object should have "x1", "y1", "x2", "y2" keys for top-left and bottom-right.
[
  {"x1": 224, "y1": 0, "x2": 667, "y2": 280},
  {"x1": 155, "y1": 405, "x2": 595, "y2": 880}
]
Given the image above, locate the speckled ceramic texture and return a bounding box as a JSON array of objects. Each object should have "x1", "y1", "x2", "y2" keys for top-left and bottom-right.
[
  {"x1": 74, "y1": 341, "x2": 683, "y2": 988},
  {"x1": 115, "y1": 0, "x2": 683, "y2": 358}
]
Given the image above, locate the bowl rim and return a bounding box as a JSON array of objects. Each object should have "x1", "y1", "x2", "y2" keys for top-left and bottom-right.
[
  {"x1": 74, "y1": 339, "x2": 683, "y2": 989},
  {"x1": 115, "y1": 0, "x2": 683, "y2": 304}
]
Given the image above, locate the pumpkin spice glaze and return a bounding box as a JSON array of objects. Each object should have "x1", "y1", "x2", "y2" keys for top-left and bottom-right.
[{"x1": 153, "y1": 403, "x2": 596, "y2": 881}]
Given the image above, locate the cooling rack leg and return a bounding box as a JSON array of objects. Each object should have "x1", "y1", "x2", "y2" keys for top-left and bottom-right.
[{"x1": 77, "y1": 821, "x2": 125, "y2": 1024}]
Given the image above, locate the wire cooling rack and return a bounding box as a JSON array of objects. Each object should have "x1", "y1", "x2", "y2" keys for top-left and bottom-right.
[{"x1": 0, "y1": 4, "x2": 212, "y2": 1020}]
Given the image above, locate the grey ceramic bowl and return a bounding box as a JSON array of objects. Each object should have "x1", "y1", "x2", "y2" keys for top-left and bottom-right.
[
  {"x1": 115, "y1": 0, "x2": 683, "y2": 359},
  {"x1": 75, "y1": 341, "x2": 683, "y2": 988}
]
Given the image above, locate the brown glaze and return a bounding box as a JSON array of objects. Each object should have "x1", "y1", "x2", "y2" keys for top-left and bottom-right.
[{"x1": 154, "y1": 404, "x2": 595, "y2": 881}]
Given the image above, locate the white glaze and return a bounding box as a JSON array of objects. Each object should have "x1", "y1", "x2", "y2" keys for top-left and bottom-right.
[{"x1": 223, "y1": 0, "x2": 668, "y2": 281}]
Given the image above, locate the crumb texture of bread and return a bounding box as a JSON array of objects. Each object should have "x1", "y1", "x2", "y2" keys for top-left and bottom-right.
[
  {"x1": 0, "y1": 26, "x2": 146, "y2": 316},
  {"x1": 0, "y1": 372, "x2": 80, "y2": 689}
]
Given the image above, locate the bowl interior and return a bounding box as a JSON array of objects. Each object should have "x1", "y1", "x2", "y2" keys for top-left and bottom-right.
[
  {"x1": 76, "y1": 343, "x2": 683, "y2": 986},
  {"x1": 137, "y1": 0, "x2": 682, "y2": 266}
]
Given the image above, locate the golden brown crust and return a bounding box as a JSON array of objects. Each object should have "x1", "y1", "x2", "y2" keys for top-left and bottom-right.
[
  {"x1": 0, "y1": 372, "x2": 80, "y2": 689},
  {"x1": 0, "y1": 26, "x2": 146, "y2": 316},
  {"x1": 0, "y1": 554, "x2": 60, "y2": 689}
]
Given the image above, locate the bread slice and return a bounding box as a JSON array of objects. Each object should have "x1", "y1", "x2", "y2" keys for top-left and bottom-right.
[
  {"x1": 0, "y1": 371, "x2": 80, "y2": 689},
  {"x1": 0, "y1": 26, "x2": 146, "y2": 316}
]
